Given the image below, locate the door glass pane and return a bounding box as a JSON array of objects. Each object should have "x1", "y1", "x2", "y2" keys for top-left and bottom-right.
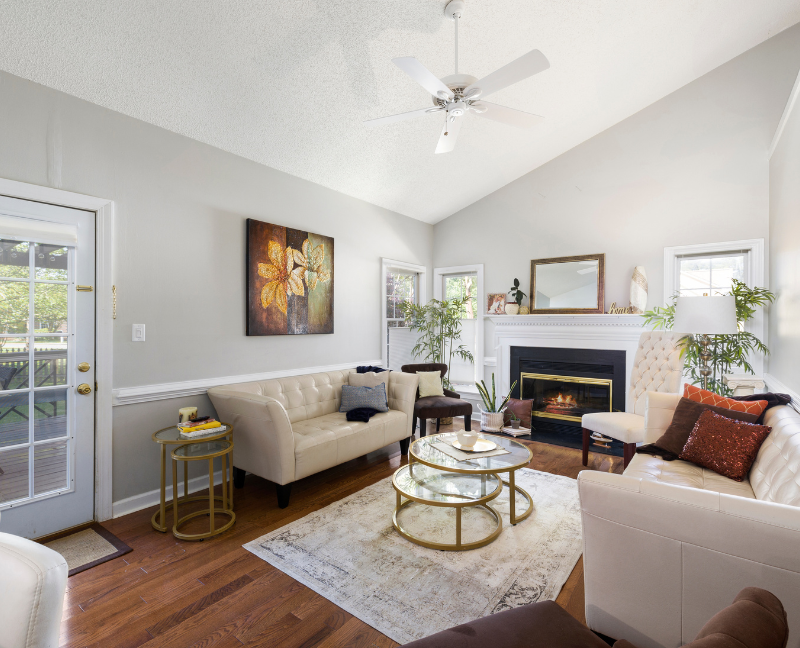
[
  {"x1": 0, "y1": 280, "x2": 30, "y2": 333},
  {"x1": 0, "y1": 338, "x2": 29, "y2": 390},
  {"x1": 34, "y1": 283, "x2": 68, "y2": 334},
  {"x1": 0, "y1": 240, "x2": 29, "y2": 278},
  {"x1": 34, "y1": 388, "x2": 67, "y2": 442},
  {"x1": 34, "y1": 442, "x2": 68, "y2": 495},
  {"x1": 0, "y1": 447, "x2": 29, "y2": 503},
  {"x1": 33, "y1": 337, "x2": 67, "y2": 387},
  {"x1": 35, "y1": 245, "x2": 69, "y2": 281},
  {"x1": 0, "y1": 391, "x2": 29, "y2": 448}
]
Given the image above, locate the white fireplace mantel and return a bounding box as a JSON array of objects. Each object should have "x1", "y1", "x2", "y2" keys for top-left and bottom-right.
[{"x1": 487, "y1": 314, "x2": 649, "y2": 411}]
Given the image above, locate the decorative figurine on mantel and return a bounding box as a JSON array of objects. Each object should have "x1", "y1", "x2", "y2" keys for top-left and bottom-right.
[{"x1": 506, "y1": 278, "x2": 527, "y2": 315}]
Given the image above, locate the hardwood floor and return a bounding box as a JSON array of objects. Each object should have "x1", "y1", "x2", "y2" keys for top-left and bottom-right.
[{"x1": 60, "y1": 421, "x2": 623, "y2": 647}]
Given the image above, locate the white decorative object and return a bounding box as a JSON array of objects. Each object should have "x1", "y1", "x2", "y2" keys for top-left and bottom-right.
[
  {"x1": 504, "y1": 303, "x2": 520, "y2": 315},
  {"x1": 630, "y1": 266, "x2": 648, "y2": 314},
  {"x1": 245, "y1": 469, "x2": 583, "y2": 645},
  {"x1": 456, "y1": 431, "x2": 479, "y2": 447},
  {"x1": 480, "y1": 408, "x2": 505, "y2": 431},
  {"x1": 723, "y1": 374, "x2": 765, "y2": 396}
]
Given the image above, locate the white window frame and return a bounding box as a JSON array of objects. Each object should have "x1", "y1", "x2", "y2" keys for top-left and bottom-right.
[
  {"x1": 381, "y1": 258, "x2": 426, "y2": 370},
  {"x1": 433, "y1": 264, "x2": 484, "y2": 384},
  {"x1": 664, "y1": 238, "x2": 765, "y2": 373}
]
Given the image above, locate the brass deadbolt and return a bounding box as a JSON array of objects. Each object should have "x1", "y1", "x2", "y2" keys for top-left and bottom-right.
[
  {"x1": 77, "y1": 383, "x2": 92, "y2": 395},
  {"x1": 78, "y1": 362, "x2": 90, "y2": 372}
]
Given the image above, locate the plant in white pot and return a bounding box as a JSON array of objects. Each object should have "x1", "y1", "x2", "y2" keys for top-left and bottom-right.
[
  {"x1": 505, "y1": 278, "x2": 527, "y2": 315},
  {"x1": 475, "y1": 374, "x2": 517, "y2": 431}
]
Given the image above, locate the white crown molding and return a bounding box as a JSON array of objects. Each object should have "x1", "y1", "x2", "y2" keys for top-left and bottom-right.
[
  {"x1": 486, "y1": 314, "x2": 645, "y2": 327},
  {"x1": 112, "y1": 359, "x2": 384, "y2": 406},
  {"x1": 764, "y1": 372, "x2": 799, "y2": 405},
  {"x1": 769, "y1": 66, "x2": 800, "y2": 159},
  {"x1": 112, "y1": 469, "x2": 223, "y2": 518}
]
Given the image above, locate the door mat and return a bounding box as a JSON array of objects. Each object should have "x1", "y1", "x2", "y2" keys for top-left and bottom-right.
[{"x1": 42, "y1": 522, "x2": 132, "y2": 576}]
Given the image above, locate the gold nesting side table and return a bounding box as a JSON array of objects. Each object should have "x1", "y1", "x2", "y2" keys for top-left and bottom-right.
[
  {"x1": 171, "y1": 439, "x2": 235, "y2": 541},
  {"x1": 151, "y1": 423, "x2": 233, "y2": 535}
]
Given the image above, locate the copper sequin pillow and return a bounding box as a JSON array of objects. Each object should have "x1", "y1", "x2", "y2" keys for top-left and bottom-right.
[{"x1": 679, "y1": 410, "x2": 772, "y2": 482}]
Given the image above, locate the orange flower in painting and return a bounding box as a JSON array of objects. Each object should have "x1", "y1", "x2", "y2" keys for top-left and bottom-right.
[{"x1": 258, "y1": 241, "x2": 304, "y2": 314}]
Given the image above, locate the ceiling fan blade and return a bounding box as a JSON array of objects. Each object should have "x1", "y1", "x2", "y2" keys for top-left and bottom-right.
[
  {"x1": 364, "y1": 107, "x2": 439, "y2": 127},
  {"x1": 392, "y1": 57, "x2": 454, "y2": 100},
  {"x1": 435, "y1": 116, "x2": 463, "y2": 154},
  {"x1": 472, "y1": 101, "x2": 544, "y2": 129},
  {"x1": 466, "y1": 49, "x2": 549, "y2": 99}
]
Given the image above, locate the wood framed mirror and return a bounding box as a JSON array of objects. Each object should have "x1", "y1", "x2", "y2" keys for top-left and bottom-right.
[{"x1": 530, "y1": 254, "x2": 605, "y2": 314}]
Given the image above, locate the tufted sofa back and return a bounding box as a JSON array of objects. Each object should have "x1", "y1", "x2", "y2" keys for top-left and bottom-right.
[
  {"x1": 628, "y1": 332, "x2": 685, "y2": 415},
  {"x1": 212, "y1": 369, "x2": 353, "y2": 425},
  {"x1": 750, "y1": 404, "x2": 800, "y2": 506}
]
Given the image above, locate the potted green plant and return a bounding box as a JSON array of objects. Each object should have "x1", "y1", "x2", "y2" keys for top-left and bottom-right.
[
  {"x1": 506, "y1": 278, "x2": 527, "y2": 315},
  {"x1": 475, "y1": 373, "x2": 517, "y2": 431},
  {"x1": 642, "y1": 280, "x2": 775, "y2": 396},
  {"x1": 507, "y1": 410, "x2": 521, "y2": 430}
]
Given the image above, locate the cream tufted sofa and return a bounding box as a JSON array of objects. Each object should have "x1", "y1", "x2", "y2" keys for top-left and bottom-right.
[
  {"x1": 208, "y1": 368, "x2": 418, "y2": 508},
  {"x1": 579, "y1": 394, "x2": 800, "y2": 648},
  {"x1": 582, "y1": 331, "x2": 685, "y2": 468}
]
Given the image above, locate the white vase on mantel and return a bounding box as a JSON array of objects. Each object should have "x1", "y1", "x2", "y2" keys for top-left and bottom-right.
[
  {"x1": 630, "y1": 266, "x2": 648, "y2": 314},
  {"x1": 481, "y1": 409, "x2": 505, "y2": 432},
  {"x1": 504, "y1": 303, "x2": 520, "y2": 315}
]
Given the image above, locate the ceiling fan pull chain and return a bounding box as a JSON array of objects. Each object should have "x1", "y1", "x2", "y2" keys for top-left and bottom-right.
[{"x1": 445, "y1": 110, "x2": 450, "y2": 136}]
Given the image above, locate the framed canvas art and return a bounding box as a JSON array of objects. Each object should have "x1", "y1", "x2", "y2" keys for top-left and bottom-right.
[{"x1": 246, "y1": 218, "x2": 334, "y2": 335}]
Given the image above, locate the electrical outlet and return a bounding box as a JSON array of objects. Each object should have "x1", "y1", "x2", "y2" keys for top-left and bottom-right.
[{"x1": 132, "y1": 324, "x2": 146, "y2": 342}]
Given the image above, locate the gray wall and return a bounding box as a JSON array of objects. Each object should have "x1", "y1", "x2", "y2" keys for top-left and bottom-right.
[
  {"x1": 0, "y1": 70, "x2": 433, "y2": 502},
  {"x1": 768, "y1": 81, "x2": 800, "y2": 395},
  {"x1": 434, "y1": 24, "x2": 800, "y2": 357}
]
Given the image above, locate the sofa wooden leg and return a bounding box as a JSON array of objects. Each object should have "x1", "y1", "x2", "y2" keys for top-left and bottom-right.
[
  {"x1": 233, "y1": 467, "x2": 246, "y2": 489},
  {"x1": 436, "y1": 418, "x2": 441, "y2": 432},
  {"x1": 623, "y1": 443, "x2": 636, "y2": 469},
  {"x1": 419, "y1": 418, "x2": 426, "y2": 437},
  {"x1": 582, "y1": 428, "x2": 590, "y2": 466},
  {"x1": 276, "y1": 483, "x2": 292, "y2": 509},
  {"x1": 464, "y1": 415, "x2": 472, "y2": 432},
  {"x1": 399, "y1": 437, "x2": 410, "y2": 455}
]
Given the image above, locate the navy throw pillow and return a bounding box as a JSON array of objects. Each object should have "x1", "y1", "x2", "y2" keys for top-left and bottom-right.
[{"x1": 340, "y1": 383, "x2": 389, "y2": 413}]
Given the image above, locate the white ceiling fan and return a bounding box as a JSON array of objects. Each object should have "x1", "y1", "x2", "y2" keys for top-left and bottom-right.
[{"x1": 365, "y1": 0, "x2": 549, "y2": 154}]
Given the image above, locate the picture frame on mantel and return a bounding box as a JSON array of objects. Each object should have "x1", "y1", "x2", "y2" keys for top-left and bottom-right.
[{"x1": 530, "y1": 253, "x2": 605, "y2": 314}]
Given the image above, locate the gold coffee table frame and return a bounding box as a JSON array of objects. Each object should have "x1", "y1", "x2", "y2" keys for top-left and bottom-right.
[
  {"x1": 150, "y1": 424, "x2": 233, "y2": 533},
  {"x1": 171, "y1": 440, "x2": 235, "y2": 541},
  {"x1": 392, "y1": 432, "x2": 534, "y2": 551},
  {"x1": 392, "y1": 463, "x2": 504, "y2": 551}
]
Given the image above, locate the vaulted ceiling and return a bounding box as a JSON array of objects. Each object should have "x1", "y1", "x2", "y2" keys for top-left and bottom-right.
[{"x1": 1, "y1": 1, "x2": 799, "y2": 223}]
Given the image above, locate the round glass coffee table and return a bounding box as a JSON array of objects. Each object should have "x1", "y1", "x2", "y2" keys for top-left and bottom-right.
[{"x1": 392, "y1": 432, "x2": 533, "y2": 551}]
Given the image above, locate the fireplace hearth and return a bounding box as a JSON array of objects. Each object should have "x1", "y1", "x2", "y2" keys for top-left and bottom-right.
[{"x1": 509, "y1": 346, "x2": 626, "y2": 455}]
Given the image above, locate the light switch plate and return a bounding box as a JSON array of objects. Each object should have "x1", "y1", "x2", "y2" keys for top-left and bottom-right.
[{"x1": 132, "y1": 324, "x2": 146, "y2": 342}]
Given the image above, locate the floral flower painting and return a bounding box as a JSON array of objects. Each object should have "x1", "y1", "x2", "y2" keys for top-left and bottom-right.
[{"x1": 247, "y1": 219, "x2": 333, "y2": 335}]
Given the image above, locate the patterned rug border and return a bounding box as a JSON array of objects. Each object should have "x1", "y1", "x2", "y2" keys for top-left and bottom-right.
[{"x1": 244, "y1": 468, "x2": 582, "y2": 644}]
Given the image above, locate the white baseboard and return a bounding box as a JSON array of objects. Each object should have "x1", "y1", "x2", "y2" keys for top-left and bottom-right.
[
  {"x1": 764, "y1": 372, "x2": 799, "y2": 404},
  {"x1": 112, "y1": 359, "x2": 384, "y2": 406},
  {"x1": 112, "y1": 469, "x2": 224, "y2": 519}
]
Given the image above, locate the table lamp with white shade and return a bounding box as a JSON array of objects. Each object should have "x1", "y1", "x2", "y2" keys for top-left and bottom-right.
[{"x1": 673, "y1": 295, "x2": 738, "y2": 391}]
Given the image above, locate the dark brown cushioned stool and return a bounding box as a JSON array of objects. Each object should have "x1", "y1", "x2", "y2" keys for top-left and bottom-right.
[
  {"x1": 402, "y1": 587, "x2": 788, "y2": 648},
  {"x1": 401, "y1": 363, "x2": 472, "y2": 437}
]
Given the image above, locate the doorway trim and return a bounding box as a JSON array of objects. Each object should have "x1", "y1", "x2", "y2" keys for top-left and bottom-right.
[{"x1": 0, "y1": 178, "x2": 114, "y2": 521}]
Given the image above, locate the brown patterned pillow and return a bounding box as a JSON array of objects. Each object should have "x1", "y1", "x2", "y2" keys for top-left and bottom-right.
[
  {"x1": 679, "y1": 410, "x2": 772, "y2": 482},
  {"x1": 503, "y1": 398, "x2": 532, "y2": 429}
]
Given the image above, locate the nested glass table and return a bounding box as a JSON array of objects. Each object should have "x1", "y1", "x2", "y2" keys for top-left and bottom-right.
[
  {"x1": 392, "y1": 432, "x2": 533, "y2": 551},
  {"x1": 151, "y1": 424, "x2": 232, "y2": 533}
]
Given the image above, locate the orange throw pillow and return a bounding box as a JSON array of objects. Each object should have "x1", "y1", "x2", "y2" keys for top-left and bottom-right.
[{"x1": 683, "y1": 384, "x2": 768, "y2": 417}]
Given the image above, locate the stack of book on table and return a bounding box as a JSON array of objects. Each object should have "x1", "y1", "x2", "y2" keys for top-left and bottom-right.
[{"x1": 178, "y1": 417, "x2": 225, "y2": 438}]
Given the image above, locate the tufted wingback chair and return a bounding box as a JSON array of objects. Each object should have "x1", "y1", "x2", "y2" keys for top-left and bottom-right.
[{"x1": 582, "y1": 331, "x2": 684, "y2": 468}]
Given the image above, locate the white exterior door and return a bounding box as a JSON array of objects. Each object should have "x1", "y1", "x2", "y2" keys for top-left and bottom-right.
[{"x1": 0, "y1": 196, "x2": 95, "y2": 538}]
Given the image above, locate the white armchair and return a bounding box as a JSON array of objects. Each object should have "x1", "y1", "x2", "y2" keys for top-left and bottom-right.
[
  {"x1": 0, "y1": 513, "x2": 68, "y2": 648},
  {"x1": 582, "y1": 331, "x2": 684, "y2": 467}
]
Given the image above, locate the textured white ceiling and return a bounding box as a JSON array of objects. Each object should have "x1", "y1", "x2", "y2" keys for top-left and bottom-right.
[{"x1": 1, "y1": 1, "x2": 799, "y2": 223}]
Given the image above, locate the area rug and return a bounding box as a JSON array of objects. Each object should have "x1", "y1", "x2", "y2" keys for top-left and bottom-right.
[
  {"x1": 43, "y1": 523, "x2": 132, "y2": 576},
  {"x1": 244, "y1": 468, "x2": 582, "y2": 644}
]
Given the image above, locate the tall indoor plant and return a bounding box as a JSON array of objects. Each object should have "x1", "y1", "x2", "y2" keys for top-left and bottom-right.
[
  {"x1": 399, "y1": 296, "x2": 475, "y2": 389},
  {"x1": 642, "y1": 279, "x2": 774, "y2": 396}
]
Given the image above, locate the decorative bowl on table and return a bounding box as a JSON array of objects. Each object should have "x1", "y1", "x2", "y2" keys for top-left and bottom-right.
[{"x1": 456, "y1": 431, "x2": 479, "y2": 447}]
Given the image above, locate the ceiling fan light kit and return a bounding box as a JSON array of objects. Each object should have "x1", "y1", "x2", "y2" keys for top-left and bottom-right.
[{"x1": 364, "y1": 0, "x2": 549, "y2": 154}]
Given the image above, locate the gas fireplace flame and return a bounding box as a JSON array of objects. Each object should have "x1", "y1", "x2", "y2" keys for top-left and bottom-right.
[{"x1": 549, "y1": 392, "x2": 577, "y2": 406}]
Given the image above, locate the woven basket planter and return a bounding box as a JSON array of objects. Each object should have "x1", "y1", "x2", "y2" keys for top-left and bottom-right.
[{"x1": 480, "y1": 409, "x2": 505, "y2": 432}]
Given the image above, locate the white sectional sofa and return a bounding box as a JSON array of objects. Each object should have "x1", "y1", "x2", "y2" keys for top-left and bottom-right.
[
  {"x1": 579, "y1": 392, "x2": 800, "y2": 648},
  {"x1": 208, "y1": 368, "x2": 418, "y2": 508}
]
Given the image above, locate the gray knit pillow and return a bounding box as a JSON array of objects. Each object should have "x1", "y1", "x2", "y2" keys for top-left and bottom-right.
[{"x1": 339, "y1": 383, "x2": 389, "y2": 413}]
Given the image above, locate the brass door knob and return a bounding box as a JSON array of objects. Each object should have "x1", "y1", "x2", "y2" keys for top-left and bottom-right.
[
  {"x1": 78, "y1": 362, "x2": 91, "y2": 372},
  {"x1": 77, "y1": 383, "x2": 92, "y2": 395}
]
